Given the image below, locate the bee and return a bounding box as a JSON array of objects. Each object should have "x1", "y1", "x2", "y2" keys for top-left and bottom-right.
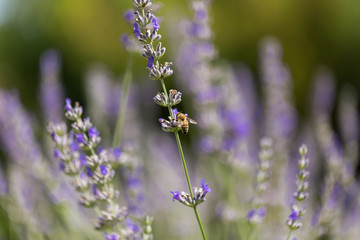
[{"x1": 176, "y1": 112, "x2": 197, "y2": 134}]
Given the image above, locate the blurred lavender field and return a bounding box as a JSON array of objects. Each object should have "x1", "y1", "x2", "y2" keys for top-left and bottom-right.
[{"x1": 0, "y1": 0, "x2": 360, "y2": 239}]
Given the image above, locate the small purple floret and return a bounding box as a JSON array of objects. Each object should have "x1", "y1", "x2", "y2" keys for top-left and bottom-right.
[
  {"x1": 247, "y1": 209, "x2": 256, "y2": 220},
  {"x1": 59, "y1": 162, "x2": 65, "y2": 170},
  {"x1": 147, "y1": 56, "x2": 154, "y2": 69},
  {"x1": 172, "y1": 108, "x2": 178, "y2": 117},
  {"x1": 88, "y1": 127, "x2": 99, "y2": 138},
  {"x1": 100, "y1": 165, "x2": 108, "y2": 176},
  {"x1": 75, "y1": 133, "x2": 85, "y2": 144},
  {"x1": 70, "y1": 142, "x2": 80, "y2": 151},
  {"x1": 65, "y1": 98, "x2": 72, "y2": 111},
  {"x1": 201, "y1": 179, "x2": 211, "y2": 194},
  {"x1": 289, "y1": 210, "x2": 301, "y2": 220},
  {"x1": 170, "y1": 191, "x2": 181, "y2": 202},
  {"x1": 80, "y1": 154, "x2": 87, "y2": 167},
  {"x1": 53, "y1": 148, "x2": 61, "y2": 158},
  {"x1": 86, "y1": 167, "x2": 93, "y2": 177},
  {"x1": 133, "y1": 23, "x2": 141, "y2": 38},
  {"x1": 152, "y1": 17, "x2": 160, "y2": 31},
  {"x1": 92, "y1": 184, "x2": 98, "y2": 195}
]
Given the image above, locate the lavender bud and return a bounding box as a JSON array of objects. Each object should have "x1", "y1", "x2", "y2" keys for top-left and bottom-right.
[
  {"x1": 134, "y1": 11, "x2": 146, "y2": 26},
  {"x1": 158, "y1": 118, "x2": 180, "y2": 133},
  {"x1": 64, "y1": 99, "x2": 83, "y2": 121},
  {"x1": 143, "y1": 216, "x2": 154, "y2": 240},
  {"x1": 153, "y1": 92, "x2": 168, "y2": 107},
  {"x1": 80, "y1": 193, "x2": 97, "y2": 208},
  {"x1": 155, "y1": 42, "x2": 166, "y2": 59},
  {"x1": 72, "y1": 173, "x2": 90, "y2": 192},
  {"x1": 168, "y1": 89, "x2": 182, "y2": 106},
  {"x1": 299, "y1": 144, "x2": 308, "y2": 156},
  {"x1": 146, "y1": 10, "x2": 153, "y2": 23}
]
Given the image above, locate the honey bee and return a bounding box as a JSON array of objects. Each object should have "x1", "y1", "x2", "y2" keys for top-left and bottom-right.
[{"x1": 176, "y1": 112, "x2": 197, "y2": 134}]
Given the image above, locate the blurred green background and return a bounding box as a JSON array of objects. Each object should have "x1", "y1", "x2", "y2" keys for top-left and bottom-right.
[{"x1": 0, "y1": 0, "x2": 360, "y2": 113}]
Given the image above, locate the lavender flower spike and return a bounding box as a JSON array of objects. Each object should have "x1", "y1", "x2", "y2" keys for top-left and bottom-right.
[
  {"x1": 248, "y1": 137, "x2": 273, "y2": 224},
  {"x1": 48, "y1": 99, "x2": 146, "y2": 239},
  {"x1": 39, "y1": 49, "x2": 64, "y2": 122},
  {"x1": 286, "y1": 144, "x2": 310, "y2": 239},
  {"x1": 130, "y1": 1, "x2": 208, "y2": 239}
]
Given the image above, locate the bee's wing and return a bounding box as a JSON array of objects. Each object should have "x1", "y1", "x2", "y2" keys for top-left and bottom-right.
[{"x1": 187, "y1": 117, "x2": 197, "y2": 125}]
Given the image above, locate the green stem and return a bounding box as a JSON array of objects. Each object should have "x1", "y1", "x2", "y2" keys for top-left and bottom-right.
[
  {"x1": 248, "y1": 224, "x2": 256, "y2": 240},
  {"x1": 160, "y1": 78, "x2": 207, "y2": 240},
  {"x1": 112, "y1": 52, "x2": 134, "y2": 148},
  {"x1": 174, "y1": 132, "x2": 194, "y2": 197},
  {"x1": 194, "y1": 207, "x2": 207, "y2": 240},
  {"x1": 286, "y1": 229, "x2": 292, "y2": 240}
]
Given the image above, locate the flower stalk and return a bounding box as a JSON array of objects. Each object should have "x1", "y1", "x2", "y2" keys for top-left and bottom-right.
[
  {"x1": 286, "y1": 144, "x2": 310, "y2": 240},
  {"x1": 130, "y1": 0, "x2": 209, "y2": 239}
]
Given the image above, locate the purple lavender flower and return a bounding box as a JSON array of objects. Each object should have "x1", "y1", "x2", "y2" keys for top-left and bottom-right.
[
  {"x1": 80, "y1": 154, "x2": 87, "y2": 167},
  {"x1": 65, "y1": 98, "x2": 72, "y2": 111},
  {"x1": 147, "y1": 56, "x2": 154, "y2": 69},
  {"x1": 86, "y1": 167, "x2": 93, "y2": 177},
  {"x1": 0, "y1": 90, "x2": 42, "y2": 165},
  {"x1": 133, "y1": 23, "x2": 141, "y2": 38},
  {"x1": 172, "y1": 108, "x2": 178, "y2": 117},
  {"x1": 70, "y1": 142, "x2": 80, "y2": 151},
  {"x1": 75, "y1": 133, "x2": 86, "y2": 144},
  {"x1": 247, "y1": 209, "x2": 256, "y2": 219},
  {"x1": 201, "y1": 179, "x2": 211, "y2": 194},
  {"x1": 170, "y1": 180, "x2": 211, "y2": 207},
  {"x1": 100, "y1": 165, "x2": 108, "y2": 176},
  {"x1": 170, "y1": 191, "x2": 181, "y2": 202},
  {"x1": 88, "y1": 127, "x2": 99, "y2": 138},
  {"x1": 53, "y1": 148, "x2": 61, "y2": 158},
  {"x1": 152, "y1": 16, "x2": 160, "y2": 31},
  {"x1": 59, "y1": 162, "x2": 65, "y2": 171},
  {"x1": 289, "y1": 210, "x2": 301, "y2": 220},
  {"x1": 260, "y1": 37, "x2": 297, "y2": 141}
]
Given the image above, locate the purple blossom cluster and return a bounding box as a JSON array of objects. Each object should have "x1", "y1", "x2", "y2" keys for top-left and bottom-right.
[
  {"x1": 47, "y1": 99, "x2": 151, "y2": 240},
  {"x1": 129, "y1": 1, "x2": 210, "y2": 239},
  {"x1": 170, "y1": 179, "x2": 211, "y2": 207}
]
